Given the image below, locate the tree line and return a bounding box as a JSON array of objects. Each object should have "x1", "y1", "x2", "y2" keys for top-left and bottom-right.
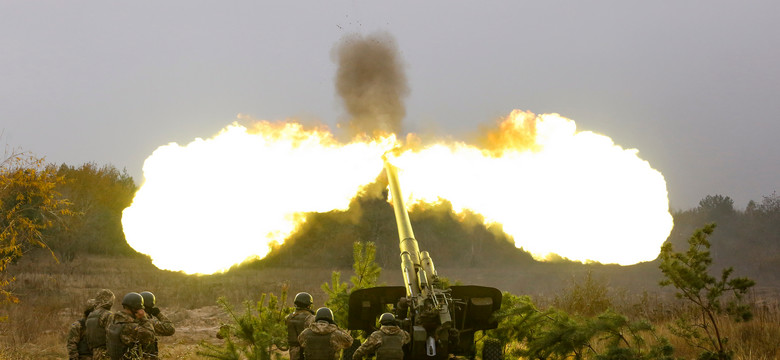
[
  {"x1": 667, "y1": 193, "x2": 780, "y2": 283},
  {"x1": 1, "y1": 152, "x2": 139, "y2": 307},
  {"x1": 2, "y1": 152, "x2": 778, "y2": 297}
]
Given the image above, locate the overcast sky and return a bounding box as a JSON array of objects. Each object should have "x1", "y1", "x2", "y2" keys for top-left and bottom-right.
[{"x1": 2, "y1": 1, "x2": 778, "y2": 210}]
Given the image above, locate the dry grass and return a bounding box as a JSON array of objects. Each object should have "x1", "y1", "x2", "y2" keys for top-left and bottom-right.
[
  {"x1": 723, "y1": 296, "x2": 780, "y2": 360},
  {"x1": 651, "y1": 298, "x2": 780, "y2": 360},
  {"x1": 0, "y1": 253, "x2": 338, "y2": 359},
  {"x1": 1, "y1": 252, "x2": 778, "y2": 359}
]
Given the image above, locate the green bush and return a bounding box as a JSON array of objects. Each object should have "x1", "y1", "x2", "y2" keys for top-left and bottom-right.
[{"x1": 197, "y1": 289, "x2": 292, "y2": 360}]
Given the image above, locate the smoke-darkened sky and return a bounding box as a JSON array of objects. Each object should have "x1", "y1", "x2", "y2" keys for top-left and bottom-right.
[{"x1": 2, "y1": 1, "x2": 778, "y2": 210}]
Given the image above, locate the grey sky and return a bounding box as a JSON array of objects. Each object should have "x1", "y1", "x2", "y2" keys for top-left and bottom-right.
[{"x1": 2, "y1": 1, "x2": 778, "y2": 210}]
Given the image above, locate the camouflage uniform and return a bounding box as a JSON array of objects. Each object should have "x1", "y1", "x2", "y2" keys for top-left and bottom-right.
[
  {"x1": 144, "y1": 310, "x2": 175, "y2": 356},
  {"x1": 107, "y1": 310, "x2": 156, "y2": 360},
  {"x1": 67, "y1": 299, "x2": 97, "y2": 360},
  {"x1": 298, "y1": 321, "x2": 354, "y2": 360},
  {"x1": 286, "y1": 308, "x2": 315, "y2": 360},
  {"x1": 351, "y1": 325, "x2": 410, "y2": 360},
  {"x1": 86, "y1": 289, "x2": 116, "y2": 360}
]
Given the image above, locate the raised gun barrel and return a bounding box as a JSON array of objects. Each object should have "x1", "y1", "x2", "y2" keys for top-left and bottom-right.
[
  {"x1": 385, "y1": 160, "x2": 426, "y2": 299},
  {"x1": 385, "y1": 159, "x2": 421, "y2": 266}
]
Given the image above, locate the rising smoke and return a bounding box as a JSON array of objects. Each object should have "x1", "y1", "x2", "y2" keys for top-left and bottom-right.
[{"x1": 334, "y1": 32, "x2": 409, "y2": 137}]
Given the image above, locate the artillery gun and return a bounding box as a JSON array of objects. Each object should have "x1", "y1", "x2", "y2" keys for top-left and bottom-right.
[{"x1": 347, "y1": 158, "x2": 502, "y2": 359}]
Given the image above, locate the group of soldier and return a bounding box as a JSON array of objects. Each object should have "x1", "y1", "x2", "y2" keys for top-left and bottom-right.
[
  {"x1": 66, "y1": 289, "x2": 175, "y2": 360},
  {"x1": 287, "y1": 292, "x2": 410, "y2": 360},
  {"x1": 67, "y1": 289, "x2": 404, "y2": 360}
]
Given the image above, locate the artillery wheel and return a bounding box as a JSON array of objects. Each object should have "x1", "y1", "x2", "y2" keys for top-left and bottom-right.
[{"x1": 481, "y1": 338, "x2": 503, "y2": 360}]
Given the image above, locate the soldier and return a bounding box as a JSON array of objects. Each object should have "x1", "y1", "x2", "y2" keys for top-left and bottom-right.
[
  {"x1": 67, "y1": 299, "x2": 97, "y2": 360},
  {"x1": 286, "y1": 292, "x2": 315, "y2": 360},
  {"x1": 139, "y1": 291, "x2": 175, "y2": 357},
  {"x1": 351, "y1": 313, "x2": 410, "y2": 360},
  {"x1": 85, "y1": 289, "x2": 115, "y2": 360},
  {"x1": 106, "y1": 292, "x2": 156, "y2": 360},
  {"x1": 298, "y1": 307, "x2": 353, "y2": 360}
]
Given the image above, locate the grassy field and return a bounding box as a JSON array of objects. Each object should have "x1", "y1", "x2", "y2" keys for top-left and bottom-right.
[{"x1": 1, "y1": 252, "x2": 778, "y2": 359}]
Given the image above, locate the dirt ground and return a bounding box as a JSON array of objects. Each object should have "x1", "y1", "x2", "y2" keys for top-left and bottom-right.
[{"x1": 152, "y1": 305, "x2": 230, "y2": 359}]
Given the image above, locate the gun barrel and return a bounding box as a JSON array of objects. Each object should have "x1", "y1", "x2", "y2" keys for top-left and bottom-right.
[
  {"x1": 384, "y1": 160, "x2": 422, "y2": 267},
  {"x1": 347, "y1": 158, "x2": 504, "y2": 359}
]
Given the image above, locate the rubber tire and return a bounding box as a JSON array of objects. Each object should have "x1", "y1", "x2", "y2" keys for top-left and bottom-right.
[{"x1": 481, "y1": 338, "x2": 503, "y2": 360}]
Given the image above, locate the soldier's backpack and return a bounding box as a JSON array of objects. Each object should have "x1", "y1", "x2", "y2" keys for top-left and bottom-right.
[
  {"x1": 106, "y1": 321, "x2": 130, "y2": 360},
  {"x1": 375, "y1": 331, "x2": 404, "y2": 360},
  {"x1": 287, "y1": 310, "x2": 312, "y2": 346},
  {"x1": 85, "y1": 308, "x2": 109, "y2": 349},
  {"x1": 303, "y1": 330, "x2": 335, "y2": 360}
]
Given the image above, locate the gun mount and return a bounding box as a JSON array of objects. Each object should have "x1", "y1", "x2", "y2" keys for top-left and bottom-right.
[{"x1": 347, "y1": 159, "x2": 502, "y2": 359}]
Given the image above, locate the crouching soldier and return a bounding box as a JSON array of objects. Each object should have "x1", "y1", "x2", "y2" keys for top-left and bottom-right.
[
  {"x1": 351, "y1": 313, "x2": 410, "y2": 360},
  {"x1": 106, "y1": 292, "x2": 155, "y2": 360},
  {"x1": 140, "y1": 291, "x2": 175, "y2": 357},
  {"x1": 286, "y1": 292, "x2": 315, "y2": 360},
  {"x1": 67, "y1": 299, "x2": 96, "y2": 360},
  {"x1": 298, "y1": 307, "x2": 353, "y2": 360}
]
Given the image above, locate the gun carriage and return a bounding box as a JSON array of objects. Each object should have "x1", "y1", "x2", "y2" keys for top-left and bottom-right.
[{"x1": 347, "y1": 158, "x2": 502, "y2": 359}]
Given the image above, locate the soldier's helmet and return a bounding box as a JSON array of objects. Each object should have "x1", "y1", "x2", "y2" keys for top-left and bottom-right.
[
  {"x1": 140, "y1": 291, "x2": 156, "y2": 309},
  {"x1": 122, "y1": 292, "x2": 145, "y2": 311},
  {"x1": 379, "y1": 312, "x2": 396, "y2": 326},
  {"x1": 94, "y1": 289, "x2": 116, "y2": 310},
  {"x1": 293, "y1": 292, "x2": 313, "y2": 308},
  {"x1": 315, "y1": 307, "x2": 335, "y2": 324},
  {"x1": 83, "y1": 298, "x2": 97, "y2": 317}
]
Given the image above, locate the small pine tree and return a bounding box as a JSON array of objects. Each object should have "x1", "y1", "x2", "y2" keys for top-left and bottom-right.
[
  {"x1": 321, "y1": 242, "x2": 381, "y2": 329},
  {"x1": 321, "y1": 271, "x2": 351, "y2": 329},
  {"x1": 659, "y1": 224, "x2": 755, "y2": 360},
  {"x1": 488, "y1": 292, "x2": 675, "y2": 360},
  {"x1": 349, "y1": 241, "x2": 381, "y2": 290},
  {"x1": 197, "y1": 288, "x2": 293, "y2": 360}
]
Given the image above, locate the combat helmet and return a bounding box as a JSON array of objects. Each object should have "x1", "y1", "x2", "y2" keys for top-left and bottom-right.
[
  {"x1": 140, "y1": 291, "x2": 156, "y2": 309},
  {"x1": 94, "y1": 289, "x2": 116, "y2": 310},
  {"x1": 315, "y1": 307, "x2": 335, "y2": 324},
  {"x1": 83, "y1": 298, "x2": 97, "y2": 317},
  {"x1": 122, "y1": 292, "x2": 144, "y2": 311},
  {"x1": 294, "y1": 292, "x2": 313, "y2": 308},
  {"x1": 379, "y1": 312, "x2": 396, "y2": 326}
]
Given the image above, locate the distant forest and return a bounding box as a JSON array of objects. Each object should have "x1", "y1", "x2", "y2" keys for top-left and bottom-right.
[{"x1": 39, "y1": 163, "x2": 780, "y2": 285}]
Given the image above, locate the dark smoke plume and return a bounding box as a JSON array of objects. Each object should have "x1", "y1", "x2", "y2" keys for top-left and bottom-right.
[{"x1": 334, "y1": 32, "x2": 409, "y2": 137}]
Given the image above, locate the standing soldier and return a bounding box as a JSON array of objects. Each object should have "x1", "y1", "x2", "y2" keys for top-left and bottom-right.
[
  {"x1": 67, "y1": 299, "x2": 97, "y2": 360},
  {"x1": 85, "y1": 289, "x2": 115, "y2": 360},
  {"x1": 286, "y1": 292, "x2": 315, "y2": 360},
  {"x1": 351, "y1": 313, "x2": 410, "y2": 360},
  {"x1": 298, "y1": 307, "x2": 353, "y2": 360},
  {"x1": 106, "y1": 292, "x2": 155, "y2": 360},
  {"x1": 139, "y1": 291, "x2": 175, "y2": 357}
]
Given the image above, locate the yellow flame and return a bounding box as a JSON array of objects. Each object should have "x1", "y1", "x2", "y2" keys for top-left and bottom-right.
[
  {"x1": 389, "y1": 111, "x2": 673, "y2": 265},
  {"x1": 122, "y1": 111, "x2": 673, "y2": 274},
  {"x1": 122, "y1": 122, "x2": 394, "y2": 274}
]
